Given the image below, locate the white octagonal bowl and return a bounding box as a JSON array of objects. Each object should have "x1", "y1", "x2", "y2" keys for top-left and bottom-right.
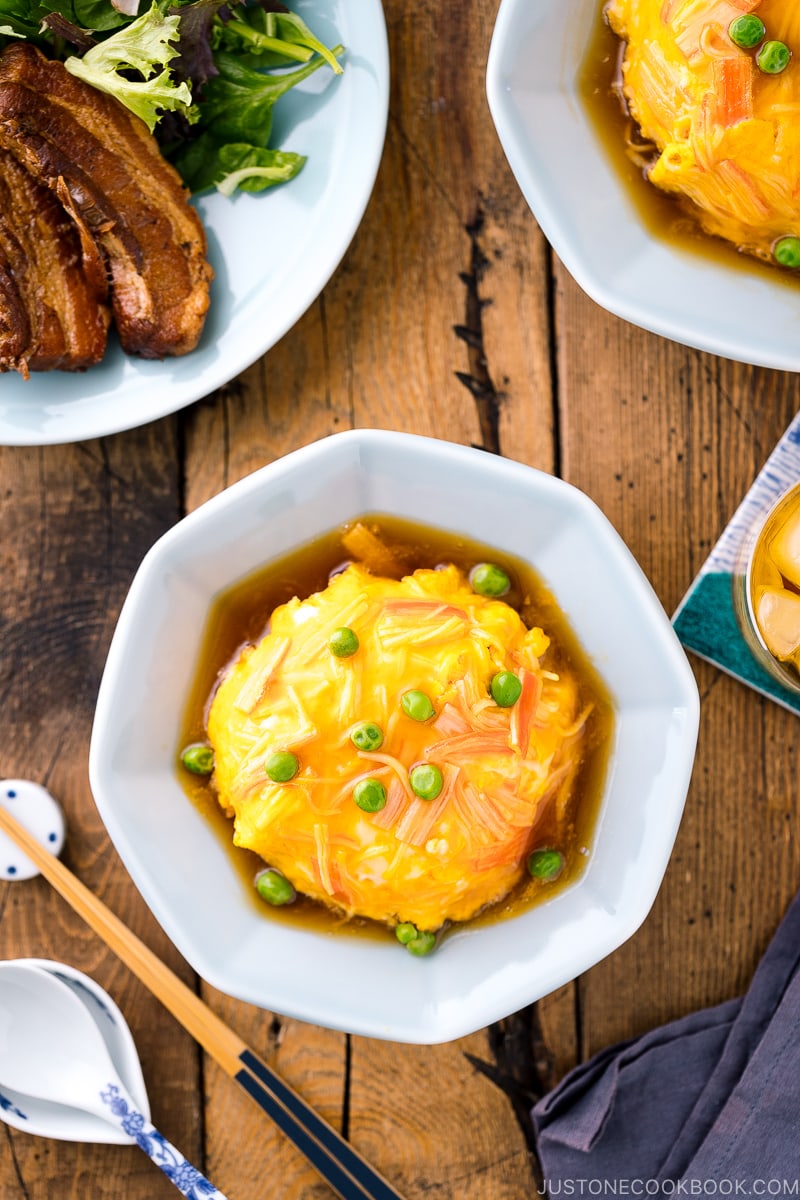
[
  {"x1": 486, "y1": 0, "x2": 800, "y2": 371},
  {"x1": 89, "y1": 430, "x2": 699, "y2": 1044}
]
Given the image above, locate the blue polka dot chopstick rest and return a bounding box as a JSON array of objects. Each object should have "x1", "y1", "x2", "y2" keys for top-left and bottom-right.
[{"x1": 0, "y1": 780, "x2": 66, "y2": 881}]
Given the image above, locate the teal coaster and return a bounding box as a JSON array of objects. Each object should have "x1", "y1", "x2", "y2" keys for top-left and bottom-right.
[{"x1": 672, "y1": 412, "x2": 800, "y2": 716}]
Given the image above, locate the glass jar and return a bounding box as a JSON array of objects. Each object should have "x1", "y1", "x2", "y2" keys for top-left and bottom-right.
[{"x1": 734, "y1": 480, "x2": 800, "y2": 694}]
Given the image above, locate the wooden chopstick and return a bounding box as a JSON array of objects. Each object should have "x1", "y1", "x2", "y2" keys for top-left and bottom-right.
[{"x1": 0, "y1": 804, "x2": 405, "y2": 1200}]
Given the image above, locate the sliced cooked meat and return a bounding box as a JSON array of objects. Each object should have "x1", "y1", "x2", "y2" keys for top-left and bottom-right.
[
  {"x1": 0, "y1": 42, "x2": 213, "y2": 359},
  {"x1": 0, "y1": 149, "x2": 109, "y2": 376},
  {"x1": 0, "y1": 257, "x2": 29, "y2": 371}
]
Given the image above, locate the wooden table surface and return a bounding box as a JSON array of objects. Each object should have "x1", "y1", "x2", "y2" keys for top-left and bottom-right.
[{"x1": 3, "y1": 2, "x2": 800, "y2": 1197}]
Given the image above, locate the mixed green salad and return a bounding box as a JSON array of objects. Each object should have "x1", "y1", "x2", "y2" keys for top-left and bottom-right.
[{"x1": 0, "y1": 0, "x2": 343, "y2": 195}]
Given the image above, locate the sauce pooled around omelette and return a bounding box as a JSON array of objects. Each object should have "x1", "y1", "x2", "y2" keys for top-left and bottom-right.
[
  {"x1": 180, "y1": 519, "x2": 612, "y2": 953},
  {"x1": 603, "y1": 0, "x2": 800, "y2": 272}
]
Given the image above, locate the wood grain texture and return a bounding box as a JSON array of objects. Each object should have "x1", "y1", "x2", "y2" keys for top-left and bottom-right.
[
  {"x1": 554, "y1": 269, "x2": 800, "y2": 1056},
  {"x1": 202, "y1": 996, "x2": 349, "y2": 1200},
  {"x1": 0, "y1": 430, "x2": 201, "y2": 1198},
  {"x1": 187, "y1": 5, "x2": 558, "y2": 1197},
  {"x1": 3, "y1": 0, "x2": 799, "y2": 1195}
]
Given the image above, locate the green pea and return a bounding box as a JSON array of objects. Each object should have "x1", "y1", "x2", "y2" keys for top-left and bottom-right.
[
  {"x1": 406, "y1": 930, "x2": 437, "y2": 956},
  {"x1": 254, "y1": 867, "x2": 296, "y2": 906},
  {"x1": 527, "y1": 848, "x2": 566, "y2": 882},
  {"x1": 350, "y1": 721, "x2": 384, "y2": 752},
  {"x1": 329, "y1": 626, "x2": 359, "y2": 657},
  {"x1": 728, "y1": 14, "x2": 765, "y2": 49},
  {"x1": 470, "y1": 562, "x2": 511, "y2": 598},
  {"x1": 401, "y1": 689, "x2": 435, "y2": 722},
  {"x1": 409, "y1": 763, "x2": 443, "y2": 801},
  {"x1": 265, "y1": 751, "x2": 299, "y2": 782},
  {"x1": 756, "y1": 40, "x2": 791, "y2": 74},
  {"x1": 353, "y1": 777, "x2": 387, "y2": 813},
  {"x1": 180, "y1": 743, "x2": 215, "y2": 775},
  {"x1": 773, "y1": 236, "x2": 800, "y2": 269},
  {"x1": 395, "y1": 923, "x2": 437, "y2": 953},
  {"x1": 490, "y1": 671, "x2": 522, "y2": 707}
]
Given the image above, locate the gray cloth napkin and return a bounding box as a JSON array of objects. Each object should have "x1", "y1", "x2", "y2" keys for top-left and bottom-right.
[{"x1": 532, "y1": 891, "x2": 800, "y2": 1190}]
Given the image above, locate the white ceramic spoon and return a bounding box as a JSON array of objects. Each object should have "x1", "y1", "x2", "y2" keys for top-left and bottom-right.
[
  {"x1": 0, "y1": 963, "x2": 228, "y2": 1199},
  {"x1": 0, "y1": 959, "x2": 150, "y2": 1145}
]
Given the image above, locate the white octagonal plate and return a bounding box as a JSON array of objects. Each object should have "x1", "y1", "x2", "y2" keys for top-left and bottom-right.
[{"x1": 90, "y1": 430, "x2": 699, "y2": 1043}]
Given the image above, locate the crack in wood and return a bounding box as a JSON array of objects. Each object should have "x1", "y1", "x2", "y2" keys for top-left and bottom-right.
[
  {"x1": 40, "y1": 725, "x2": 73, "y2": 791},
  {"x1": 267, "y1": 1013, "x2": 283, "y2": 1052},
  {"x1": 4, "y1": 1131, "x2": 31, "y2": 1200},
  {"x1": 465, "y1": 1002, "x2": 556, "y2": 1193},
  {"x1": 341, "y1": 1031, "x2": 352, "y2": 1140},
  {"x1": 455, "y1": 213, "x2": 502, "y2": 455}
]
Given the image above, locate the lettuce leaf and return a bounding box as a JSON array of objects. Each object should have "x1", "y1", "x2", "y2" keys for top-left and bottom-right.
[
  {"x1": 211, "y1": 4, "x2": 342, "y2": 73},
  {"x1": 193, "y1": 44, "x2": 341, "y2": 147},
  {"x1": 171, "y1": 132, "x2": 304, "y2": 193},
  {"x1": 212, "y1": 142, "x2": 304, "y2": 194},
  {"x1": 168, "y1": 0, "x2": 230, "y2": 89},
  {"x1": 72, "y1": 0, "x2": 130, "y2": 32},
  {"x1": 64, "y1": 4, "x2": 194, "y2": 131},
  {"x1": 0, "y1": 0, "x2": 343, "y2": 197},
  {"x1": 269, "y1": 12, "x2": 341, "y2": 73},
  {"x1": 0, "y1": 0, "x2": 47, "y2": 42}
]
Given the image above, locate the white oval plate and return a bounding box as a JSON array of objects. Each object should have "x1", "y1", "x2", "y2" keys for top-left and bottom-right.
[
  {"x1": 486, "y1": 0, "x2": 800, "y2": 371},
  {"x1": 0, "y1": 0, "x2": 388, "y2": 446}
]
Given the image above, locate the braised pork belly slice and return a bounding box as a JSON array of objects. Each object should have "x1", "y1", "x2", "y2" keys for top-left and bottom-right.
[
  {"x1": 0, "y1": 149, "x2": 109, "y2": 376},
  {"x1": 0, "y1": 43, "x2": 213, "y2": 360}
]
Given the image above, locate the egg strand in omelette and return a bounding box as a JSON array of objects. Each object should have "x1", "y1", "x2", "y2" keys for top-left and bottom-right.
[
  {"x1": 204, "y1": 560, "x2": 592, "y2": 943},
  {"x1": 606, "y1": 0, "x2": 800, "y2": 268}
]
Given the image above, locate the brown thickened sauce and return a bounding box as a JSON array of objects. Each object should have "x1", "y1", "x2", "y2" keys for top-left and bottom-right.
[
  {"x1": 178, "y1": 516, "x2": 614, "y2": 944},
  {"x1": 579, "y1": 3, "x2": 799, "y2": 289}
]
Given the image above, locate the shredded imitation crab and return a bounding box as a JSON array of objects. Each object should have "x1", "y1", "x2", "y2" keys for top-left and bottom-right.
[
  {"x1": 207, "y1": 560, "x2": 593, "y2": 932},
  {"x1": 606, "y1": 0, "x2": 800, "y2": 268}
]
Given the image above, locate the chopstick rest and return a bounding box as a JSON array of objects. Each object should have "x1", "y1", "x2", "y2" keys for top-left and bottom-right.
[
  {"x1": 0, "y1": 797, "x2": 406, "y2": 1200},
  {"x1": 0, "y1": 780, "x2": 65, "y2": 881}
]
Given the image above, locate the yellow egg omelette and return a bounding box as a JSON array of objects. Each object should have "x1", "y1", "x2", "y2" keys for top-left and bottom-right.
[
  {"x1": 606, "y1": 0, "x2": 800, "y2": 263},
  {"x1": 207, "y1": 562, "x2": 590, "y2": 932}
]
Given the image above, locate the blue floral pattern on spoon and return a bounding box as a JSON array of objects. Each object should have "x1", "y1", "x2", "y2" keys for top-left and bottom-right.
[
  {"x1": 100, "y1": 1084, "x2": 225, "y2": 1199},
  {"x1": 0, "y1": 1091, "x2": 27, "y2": 1120}
]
